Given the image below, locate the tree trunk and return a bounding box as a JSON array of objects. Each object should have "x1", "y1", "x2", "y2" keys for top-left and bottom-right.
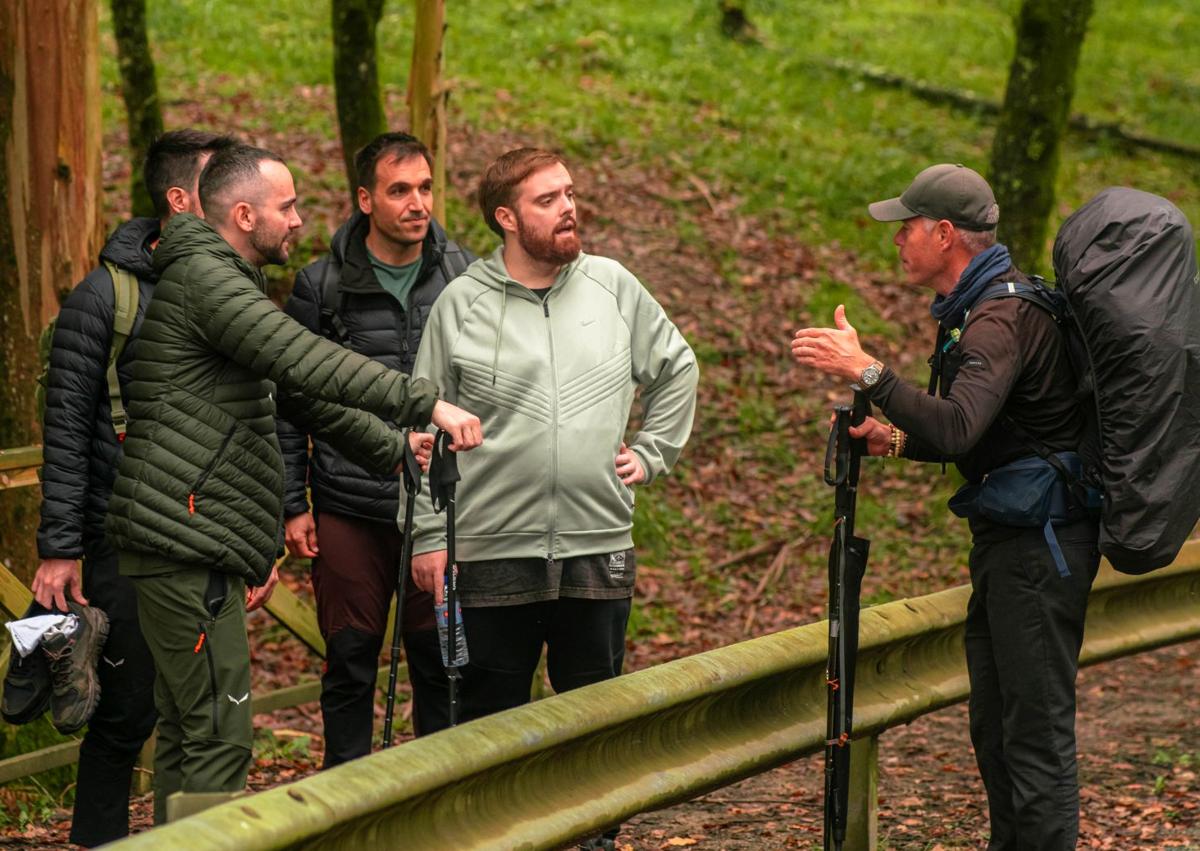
[
  {"x1": 332, "y1": 0, "x2": 387, "y2": 196},
  {"x1": 0, "y1": 0, "x2": 104, "y2": 580},
  {"x1": 409, "y1": 0, "x2": 447, "y2": 225},
  {"x1": 111, "y1": 0, "x2": 163, "y2": 219},
  {"x1": 989, "y1": 0, "x2": 1094, "y2": 272}
]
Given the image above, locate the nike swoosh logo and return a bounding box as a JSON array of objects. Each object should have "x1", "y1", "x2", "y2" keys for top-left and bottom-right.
[
  {"x1": 581, "y1": 318, "x2": 597, "y2": 326},
  {"x1": 103, "y1": 656, "x2": 125, "y2": 667},
  {"x1": 227, "y1": 693, "x2": 250, "y2": 705}
]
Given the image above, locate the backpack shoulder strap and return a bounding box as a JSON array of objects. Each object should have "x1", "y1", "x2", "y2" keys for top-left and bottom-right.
[
  {"x1": 439, "y1": 241, "x2": 471, "y2": 284},
  {"x1": 963, "y1": 279, "x2": 1064, "y2": 330},
  {"x1": 102, "y1": 260, "x2": 140, "y2": 438},
  {"x1": 316, "y1": 255, "x2": 348, "y2": 342}
]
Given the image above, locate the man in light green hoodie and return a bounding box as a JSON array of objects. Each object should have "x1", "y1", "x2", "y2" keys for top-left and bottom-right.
[{"x1": 410, "y1": 150, "x2": 696, "y2": 844}]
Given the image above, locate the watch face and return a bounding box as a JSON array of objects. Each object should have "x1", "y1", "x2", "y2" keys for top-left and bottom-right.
[{"x1": 861, "y1": 364, "x2": 882, "y2": 386}]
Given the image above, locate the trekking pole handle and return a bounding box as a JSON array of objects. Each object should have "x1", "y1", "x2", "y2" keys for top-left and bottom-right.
[
  {"x1": 824, "y1": 405, "x2": 851, "y2": 486},
  {"x1": 401, "y1": 430, "x2": 423, "y2": 497},
  {"x1": 429, "y1": 430, "x2": 461, "y2": 513}
]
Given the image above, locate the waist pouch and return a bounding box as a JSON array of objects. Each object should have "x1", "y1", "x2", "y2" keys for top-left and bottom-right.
[{"x1": 949, "y1": 452, "x2": 1093, "y2": 577}]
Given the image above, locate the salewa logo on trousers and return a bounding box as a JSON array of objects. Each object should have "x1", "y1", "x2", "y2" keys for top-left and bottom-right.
[
  {"x1": 227, "y1": 693, "x2": 250, "y2": 705},
  {"x1": 609, "y1": 552, "x2": 626, "y2": 579},
  {"x1": 102, "y1": 656, "x2": 125, "y2": 668}
]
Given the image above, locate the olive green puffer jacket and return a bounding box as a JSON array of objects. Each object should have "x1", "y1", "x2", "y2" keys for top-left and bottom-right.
[{"x1": 106, "y1": 214, "x2": 438, "y2": 584}]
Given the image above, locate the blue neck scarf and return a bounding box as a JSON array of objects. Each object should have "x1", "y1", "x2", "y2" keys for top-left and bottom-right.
[{"x1": 929, "y1": 243, "x2": 1011, "y2": 329}]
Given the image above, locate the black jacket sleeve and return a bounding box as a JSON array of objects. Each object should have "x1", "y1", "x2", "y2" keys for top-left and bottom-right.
[
  {"x1": 867, "y1": 302, "x2": 1024, "y2": 458},
  {"x1": 36, "y1": 269, "x2": 114, "y2": 559},
  {"x1": 275, "y1": 265, "x2": 321, "y2": 517}
]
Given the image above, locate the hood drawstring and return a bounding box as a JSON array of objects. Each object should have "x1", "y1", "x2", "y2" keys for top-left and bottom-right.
[{"x1": 492, "y1": 283, "x2": 508, "y2": 386}]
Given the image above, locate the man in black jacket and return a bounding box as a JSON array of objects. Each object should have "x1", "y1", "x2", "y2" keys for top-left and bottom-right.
[
  {"x1": 21, "y1": 129, "x2": 234, "y2": 847},
  {"x1": 277, "y1": 133, "x2": 474, "y2": 764},
  {"x1": 792, "y1": 164, "x2": 1099, "y2": 851}
]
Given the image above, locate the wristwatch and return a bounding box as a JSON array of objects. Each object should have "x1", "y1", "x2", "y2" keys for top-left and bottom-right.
[{"x1": 859, "y1": 360, "x2": 884, "y2": 388}]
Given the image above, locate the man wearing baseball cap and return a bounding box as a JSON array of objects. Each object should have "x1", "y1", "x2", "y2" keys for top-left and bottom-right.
[{"x1": 792, "y1": 163, "x2": 1099, "y2": 850}]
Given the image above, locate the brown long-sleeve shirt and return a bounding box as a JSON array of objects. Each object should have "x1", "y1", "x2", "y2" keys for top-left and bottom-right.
[{"x1": 865, "y1": 295, "x2": 1084, "y2": 484}]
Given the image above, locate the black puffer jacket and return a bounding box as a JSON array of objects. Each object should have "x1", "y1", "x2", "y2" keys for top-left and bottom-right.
[
  {"x1": 37, "y1": 218, "x2": 159, "y2": 559},
  {"x1": 277, "y1": 213, "x2": 473, "y2": 522}
]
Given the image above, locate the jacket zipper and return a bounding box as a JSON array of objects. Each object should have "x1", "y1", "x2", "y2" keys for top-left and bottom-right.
[
  {"x1": 195, "y1": 620, "x2": 220, "y2": 735},
  {"x1": 543, "y1": 296, "x2": 560, "y2": 562},
  {"x1": 188, "y1": 424, "x2": 237, "y2": 514}
]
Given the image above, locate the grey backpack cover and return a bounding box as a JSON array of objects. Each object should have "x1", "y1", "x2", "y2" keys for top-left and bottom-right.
[{"x1": 1053, "y1": 187, "x2": 1200, "y2": 573}]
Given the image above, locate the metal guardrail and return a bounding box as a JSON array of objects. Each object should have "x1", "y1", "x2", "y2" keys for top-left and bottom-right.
[{"x1": 105, "y1": 542, "x2": 1200, "y2": 850}]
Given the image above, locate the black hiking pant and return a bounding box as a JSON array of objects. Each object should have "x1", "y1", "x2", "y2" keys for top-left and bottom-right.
[
  {"x1": 311, "y1": 511, "x2": 448, "y2": 768},
  {"x1": 965, "y1": 518, "x2": 1099, "y2": 851},
  {"x1": 69, "y1": 540, "x2": 157, "y2": 848}
]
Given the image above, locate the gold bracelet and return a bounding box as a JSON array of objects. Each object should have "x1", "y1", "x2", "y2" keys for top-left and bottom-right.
[{"x1": 888, "y1": 426, "x2": 905, "y2": 458}]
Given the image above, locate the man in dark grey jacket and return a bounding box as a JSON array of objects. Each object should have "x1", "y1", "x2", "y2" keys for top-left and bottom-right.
[
  {"x1": 15, "y1": 130, "x2": 234, "y2": 847},
  {"x1": 277, "y1": 133, "x2": 474, "y2": 763}
]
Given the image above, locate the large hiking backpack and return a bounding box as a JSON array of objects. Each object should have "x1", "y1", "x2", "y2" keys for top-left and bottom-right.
[
  {"x1": 36, "y1": 261, "x2": 140, "y2": 439},
  {"x1": 969, "y1": 190, "x2": 1200, "y2": 573},
  {"x1": 1051, "y1": 188, "x2": 1200, "y2": 574}
]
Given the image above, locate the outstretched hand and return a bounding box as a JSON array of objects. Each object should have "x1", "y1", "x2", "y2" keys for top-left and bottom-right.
[{"x1": 791, "y1": 304, "x2": 876, "y2": 382}]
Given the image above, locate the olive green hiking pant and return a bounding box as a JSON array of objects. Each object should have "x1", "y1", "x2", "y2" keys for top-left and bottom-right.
[{"x1": 125, "y1": 559, "x2": 253, "y2": 824}]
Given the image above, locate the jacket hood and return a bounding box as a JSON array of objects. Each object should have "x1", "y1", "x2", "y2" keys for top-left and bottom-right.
[
  {"x1": 330, "y1": 210, "x2": 452, "y2": 279},
  {"x1": 466, "y1": 246, "x2": 585, "y2": 291},
  {"x1": 152, "y1": 213, "x2": 265, "y2": 287},
  {"x1": 99, "y1": 217, "x2": 159, "y2": 281}
]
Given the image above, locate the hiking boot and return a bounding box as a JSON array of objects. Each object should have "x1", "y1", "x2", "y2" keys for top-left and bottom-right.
[
  {"x1": 41, "y1": 603, "x2": 109, "y2": 734},
  {"x1": 1, "y1": 641, "x2": 52, "y2": 725}
]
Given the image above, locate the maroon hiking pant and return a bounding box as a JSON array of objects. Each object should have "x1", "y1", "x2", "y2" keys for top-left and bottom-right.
[{"x1": 310, "y1": 511, "x2": 447, "y2": 766}]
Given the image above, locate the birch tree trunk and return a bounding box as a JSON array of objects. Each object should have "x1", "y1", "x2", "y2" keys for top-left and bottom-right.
[
  {"x1": 0, "y1": 0, "x2": 104, "y2": 578},
  {"x1": 989, "y1": 0, "x2": 1094, "y2": 271}
]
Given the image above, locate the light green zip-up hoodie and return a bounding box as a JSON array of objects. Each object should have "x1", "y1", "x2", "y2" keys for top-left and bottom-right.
[{"x1": 410, "y1": 247, "x2": 698, "y2": 561}]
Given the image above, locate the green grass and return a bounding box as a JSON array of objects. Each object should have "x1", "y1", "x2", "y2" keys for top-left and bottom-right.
[{"x1": 101, "y1": 0, "x2": 1199, "y2": 271}]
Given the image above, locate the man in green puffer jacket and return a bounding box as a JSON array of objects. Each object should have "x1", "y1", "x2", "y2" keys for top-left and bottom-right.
[
  {"x1": 409, "y1": 147, "x2": 697, "y2": 851},
  {"x1": 105, "y1": 144, "x2": 481, "y2": 822}
]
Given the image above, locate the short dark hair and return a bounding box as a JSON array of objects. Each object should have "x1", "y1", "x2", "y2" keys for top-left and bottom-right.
[
  {"x1": 143, "y1": 130, "x2": 237, "y2": 218},
  {"x1": 354, "y1": 132, "x2": 433, "y2": 191},
  {"x1": 477, "y1": 147, "x2": 567, "y2": 237},
  {"x1": 198, "y1": 144, "x2": 287, "y2": 224}
]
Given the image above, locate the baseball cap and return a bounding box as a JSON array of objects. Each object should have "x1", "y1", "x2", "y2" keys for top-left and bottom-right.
[{"x1": 868, "y1": 163, "x2": 999, "y2": 230}]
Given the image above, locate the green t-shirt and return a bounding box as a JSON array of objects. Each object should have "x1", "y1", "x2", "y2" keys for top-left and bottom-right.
[{"x1": 368, "y1": 250, "x2": 422, "y2": 307}]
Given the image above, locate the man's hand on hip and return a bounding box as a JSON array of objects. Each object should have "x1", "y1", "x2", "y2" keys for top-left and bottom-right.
[
  {"x1": 32, "y1": 558, "x2": 87, "y2": 611},
  {"x1": 411, "y1": 549, "x2": 448, "y2": 605},
  {"x1": 284, "y1": 513, "x2": 319, "y2": 559},
  {"x1": 615, "y1": 442, "x2": 646, "y2": 485}
]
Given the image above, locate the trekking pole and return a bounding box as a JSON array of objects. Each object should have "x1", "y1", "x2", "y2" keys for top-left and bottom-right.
[
  {"x1": 822, "y1": 388, "x2": 872, "y2": 851},
  {"x1": 381, "y1": 431, "x2": 422, "y2": 749},
  {"x1": 429, "y1": 430, "x2": 466, "y2": 726}
]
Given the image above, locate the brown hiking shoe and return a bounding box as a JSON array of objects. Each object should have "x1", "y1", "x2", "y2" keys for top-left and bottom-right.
[{"x1": 41, "y1": 603, "x2": 109, "y2": 734}]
